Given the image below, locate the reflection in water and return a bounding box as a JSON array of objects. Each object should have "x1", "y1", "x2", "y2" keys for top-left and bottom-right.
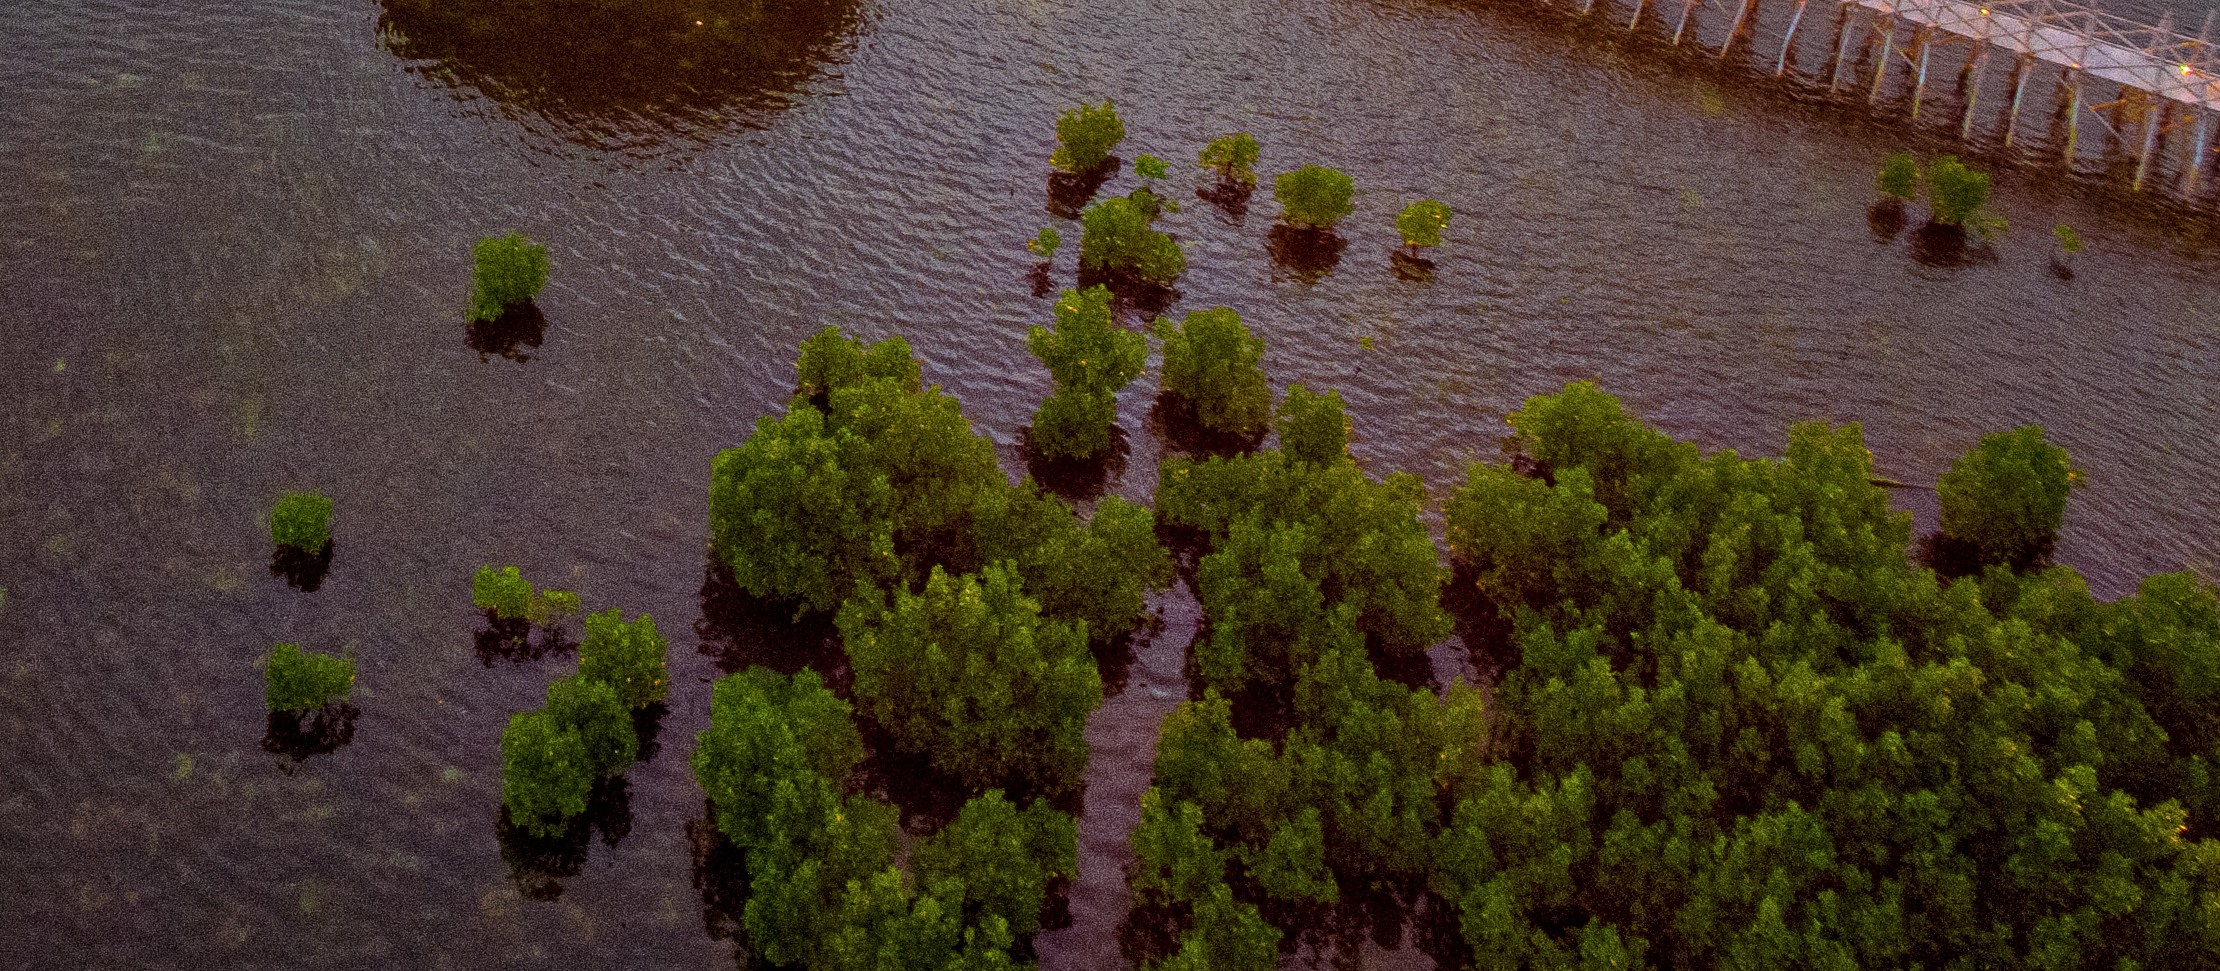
[
  {"x1": 1020, "y1": 423, "x2": 1128, "y2": 505},
  {"x1": 1907, "y1": 222, "x2": 1994, "y2": 268},
  {"x1": 494, "y1": 777, "x2": 633, "y2": 901},
  {"x1": 473, "y1": 611, "x2": 573, "y2": 665},
  {"x1": 1867, "y1": 200, "x2": 1907, "y2": 242},
  {"x1": 1388, "y1": 249, "x2": 1436, "y2": 283},
  {"x1": 263, "y1": 704, "x2": 359, "y2": 766},
  {"x1": 694, "y1": 556, "x2": 841, "y2": 677},
  {"x1": 465, "y1": 303, "x2": 546, "y2": 362},
  {"x1": 1265, "y1": 225, "x2": 1345, "y2": 284},
  {"x1": 1046, "y1": 161, "x2": 1120, "y2": 220},
  {"x1": 1145, "y1": 395, "x2": 1265, "y2": 462},
  {"x1": 268, "y1": 542, "x2": 334, "y2": 592},
  {"x1": 377, "y1": 0, "x2": 862, "y2": 154},
  {"x1": 1195, "y1": 182, "x2": 1252, "y2": 226}
]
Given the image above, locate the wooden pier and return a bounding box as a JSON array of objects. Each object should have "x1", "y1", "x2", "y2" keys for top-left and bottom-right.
[{"x1": 1549, "y1": 0, "x2": 2220, "y2": 201}]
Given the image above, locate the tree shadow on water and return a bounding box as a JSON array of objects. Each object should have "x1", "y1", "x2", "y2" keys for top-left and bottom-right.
[
  {"x1": 466, "y1": 302, "x2": 547, "y2": 362},
  {"x1": 269, "y1": 542, "x2": 334, "y2": 592},
  {"x1": 1908, "y1": 222, "x2": 1997, "y2": 268},
  {"x1": 495, "y1": 777, "x2": 633, "y2": 901},
  {"x1": 376, "y1": 0, "x2": 862, "y2": 157},
  {"x1": 1267, "y1": 225, "x2": 1345, "y2": 285},
  {"x1": 1867, "y1": 200, "x2": 1907, "y2": 242},
  {"x1": 474, "y1": 610, "x2": 574, "y2": 666},
  {"x1": 1196, "y1": 181, "x2": 1252, "y2": 226},
  {"x1": 1148, "y1": 396, "x2": 1266, "y2": 462},
  {"x1": 694, "y1": 555, "x2": 842, "y2": 678},
  {"x1": 1075, "y1": 264, "x2": 1180, "y2": 323},
  {"x1": 1046, "y1": 158, "x2": 1120, "y2": 219},
  {"x1": 1019, "y1": 423, "x2": 1129, "y2": 505},
  {"x1": 263, "y1": 703, "x2": 359, "y2": 769},
  {"x1": 1389, "y1": 250, "x2": 1436, "y2": 283}
]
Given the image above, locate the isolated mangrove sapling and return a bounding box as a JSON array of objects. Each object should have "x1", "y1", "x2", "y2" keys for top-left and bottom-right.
[
  {"x1": 1027, "y1": 225, "x2": 1062, "y2": 261},
  {"x1": 270, "y1": 491, "x2": 332, "y2": 553},
  {"x1": 1876, "y1": 150, "x2": 1920, "y2": 204},
  {"x1": 1395, "y1": 199, "x2": 1452, "y2": 257},
  {"x1": 1273, "y1": 165, "x2": 1355, "y2": 230},
  {"x1": 1051, "y1": 100, "x2": 1124, "y2": 173},
  {"x1": 468, "y1": 231, "x2": 550, "y2": 322},
  {"x1": 1198, "y1": 133, "x2": 1260, "y2": 185},
  {"x1": 264, "y1": 643, "x2": 355, "y2": 713}
]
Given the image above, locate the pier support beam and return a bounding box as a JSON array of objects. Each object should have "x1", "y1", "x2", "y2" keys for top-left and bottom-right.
[
  {"x1": 1629, "y1": 0, "x2": 1647, "y2": 31},
  {"x1": 1673, "y1": 0, "x2": 1701, "y2": 46},
  {"x1": 1869, "y1": 18, "x2": 1897, "y2": 104},
  {"x1": 2189, "y1": 110, "x2": 2213, "y2": 197},
  {"x1": 2062, "y1": 71, "x2": 2082, "y2": 164},
  {"x1": 2134, "y1": 100, "x2": 2165, "y2": 189},
  {"x1": 1722, "y1": 0, "x2": 1761, "y2": 59},
  {"x1": 2002, "y1": 57, "x2": 2032, "y2": 147},
  {"x1": 1959, "y1": 47, "x2": 1989, "y2": 140},
  {"x1": 1776, "y1": 0, "x2": 1808, "y2": 76},
  {"x1": 1828, "y1": 7, "x2": 1859, "y2": 92},
  {"x1": 1909, "y1": 27, "x2": 1934, "y2": 119}
]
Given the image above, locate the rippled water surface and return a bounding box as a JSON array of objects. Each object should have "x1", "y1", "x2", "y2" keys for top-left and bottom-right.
[{"x1": 3, "y1": 0, "x2": 2218, "y2": 966}]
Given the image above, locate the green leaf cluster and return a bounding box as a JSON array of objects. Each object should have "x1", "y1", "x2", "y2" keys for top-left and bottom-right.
[
  {"x1": 1272, "y1": 165, "x2": 1354, "y2": 230},
  {"x1": 1395, "y1": 199, "x2": 1451, "y2": 250},
  {"x1": 1925, "y1": 154, "x2": 1991, "y2": 227},
  {"x1": 1026, "y1": 225, "x2": 1061, "y2": 260},
  {"x1": 1157, "y1": 391, "x2": 1449, "y2": 694},
  {"x1": 1198, "y1": 133, "x2": 1260, "y2": 186},
  {"x1": 710, "y1": 328, "x2": 1000, "y2": 611},
  {"x1": 1078, "y1": 195, "x2": 1185, "y2": 285},
  {"x1": 912, "y1": 790, "x2": 1078, "y2": 936},
  {"x1": 1028, "y1": 285, "x2": 1147, "y2": 460},
  {"x1": 837, "y1": 563, "x2": 1102, "y2": 796},
  {"x1": 1155, "y1": 307, "x2": 1271, "y2": 439},
  {"x1": 468, "y1": 231, "x2": 549, "y2": 322},
  {"x1": 503, "y1": 672, "x2": 638, "y2": 837},
  {"x1": 1876, "y1": 150, "x2": 1919, "y2": 202},
  {"x1": 472, "y1": 564, "x2": 580, "y2": 625},
  {"x1": 2054, "y1": 223, "x2": 2085, "y2": 254},
  {"x1": 579, "y1": 608, "x2": 669, "y2": 709},
  {"x1": 690, "y1": 668, "x2": 1073, "y2": 969},
  {"x1": 1050, "y1": 100, "x2": 1124, "y2": 173},
  {"x1": 1426, "y1": 381, "x2": 2220, "y2": 969},
  {"x1": 264, "y1": 642, "x2": 354, "y2": 713},
  {"x1": 1938, "y1": 424, "x2": 2077, "y2": 571},
  {"x1": 270, "y1": 491, "x2": 332, "y2": 552}
]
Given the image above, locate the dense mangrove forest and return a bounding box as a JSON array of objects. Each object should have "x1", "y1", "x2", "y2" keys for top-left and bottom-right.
[{"x1": 5, "y1": 0, "x2": 2219, "y2": 968}]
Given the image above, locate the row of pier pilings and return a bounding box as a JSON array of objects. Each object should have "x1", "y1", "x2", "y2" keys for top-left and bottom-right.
[{"x1": 1548, "y1": 0, "x2": 2219, "y2": 203}]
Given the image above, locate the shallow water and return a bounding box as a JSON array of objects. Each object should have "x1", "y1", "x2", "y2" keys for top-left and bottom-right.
[{"x1": 2, "y1": 0, "x2": 2217, "y2": 967}]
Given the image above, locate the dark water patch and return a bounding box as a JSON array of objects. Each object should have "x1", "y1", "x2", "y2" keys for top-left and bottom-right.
[
  {"x1": 494, "y1": 775, "x2": 637, "y2": 901},
  {"x1": 376, "y1": 0, "x2": 863, "y2": 159},
  {"x1": 262, "y1": 703, "x2": 360, "y2": 765},
  {"x1": 1020, "y1": 422, "x2": 1130, "y2": 505},
  {"x1": 693, "y1": 556, "x2": 843, "y2": 678},
  {"x1": 1028, "y1": 262, "x2": 1055, "y2": 298},
  {"x1": 471, "y1": 610, "x2": 573, "y2": 665},
  {"x1": 465, "y1": 302, "x2": 547, "y2": 362},
  {"x1": 1389, "y1": 250, "x2": 1438, "y2": 283},
  {"x1": 1046, "y1": 159, "x2": 1121, "y2": 219},
  {"x1": 1147, "y1": 395, "x2": 1268, "y2": 461},
  {"x1": 1075, "y1": 263, "x2": 1182, "y2": 323},
  {"x1": 1867, "y1": 200, "x2": 1907, "y2": 241},
  {"x1": 1196, "y1": 181, "x2": 1254, "y2": 225},
  {"x1": 1267, "y1": 225, "x2": 1347, "y2": 284},
  {"x1": 269, "y1": 540, "x2": 335, "y2": 592}
]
